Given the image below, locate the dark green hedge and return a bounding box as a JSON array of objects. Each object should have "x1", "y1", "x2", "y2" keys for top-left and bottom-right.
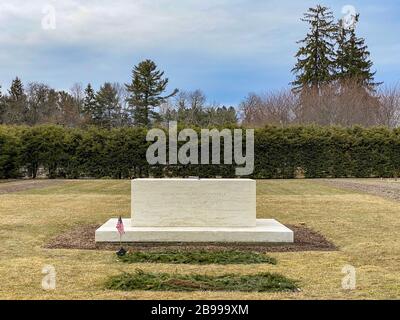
[{"x1": 1, "y1": 125, "x2": 400, "y2": 179}]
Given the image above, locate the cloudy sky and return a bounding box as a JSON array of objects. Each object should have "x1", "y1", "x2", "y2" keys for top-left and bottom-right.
[{"x1": 0, "y1": 0, "x2": 399, "y2": 105}]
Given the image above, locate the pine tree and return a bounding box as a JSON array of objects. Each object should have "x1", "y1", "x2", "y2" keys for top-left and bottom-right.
[
  {"x1": 95, "y1": 82, "x2": 120, "y2": 128},
  {"x1": 335, "y1": 21, "x2": 348, "y2": 77},
  {"x1": 292, "y1": 5, "x2": 337, "y2": 92},
  {"x1": 335, "y1": 15, "x2": 380, "y2": 90},
  {"x1": 7, "y1": 77, "x2": 27, "y2": 124},
  {"x1": 125, "y1": 59, "x2": 178, "y2": 127},
  {"x1": 82, "y1": 84, "x2": 97, "y2": 123},
  {"x1": 9, "y1": 77, "x2": 24, "y2": 100}
]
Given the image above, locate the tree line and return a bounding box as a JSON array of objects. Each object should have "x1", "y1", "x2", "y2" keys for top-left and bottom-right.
[
  {"x1": 0, "y1": 60, "x2": 237, "y2": 129},
  {"x1": 0, "y1": 5, "x2": 398, "y2": 129}
]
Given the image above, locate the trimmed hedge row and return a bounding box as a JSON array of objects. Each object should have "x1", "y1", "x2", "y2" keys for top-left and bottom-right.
[{"x1": 1, "y1": 125, "x2": 400, "y2": 179}]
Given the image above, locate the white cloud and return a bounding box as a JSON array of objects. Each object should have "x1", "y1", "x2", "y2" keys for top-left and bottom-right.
[
  {"x1": 0, "y1": 0, "x2": 397, "y2": 99},
  {"x1": 0, "y1": 0, "x2": 303, "y2": 59}
]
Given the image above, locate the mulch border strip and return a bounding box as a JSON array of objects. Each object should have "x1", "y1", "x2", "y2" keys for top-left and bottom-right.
[{"x1": 43, "y1": 224, "x2": 337, "y2": 253}]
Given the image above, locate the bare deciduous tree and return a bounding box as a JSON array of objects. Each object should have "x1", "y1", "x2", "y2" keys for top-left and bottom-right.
[
  {"x1": 240, "y1": 90, "x2": 297, "y2": 127},
  {"x1": 240, "y1": 79, "x2": 397, "y2": 128},
  {"x1": 377, "y1": 85, "x2": 400, "y2": 128}
]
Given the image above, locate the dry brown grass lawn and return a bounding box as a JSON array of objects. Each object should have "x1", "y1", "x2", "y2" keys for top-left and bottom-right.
[{"x1": 0, "y1": 179, "x2": 399, "y2": 299}]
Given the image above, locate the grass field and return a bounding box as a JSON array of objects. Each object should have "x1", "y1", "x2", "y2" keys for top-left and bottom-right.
[{"x1": 0, "y1": 179, "x2": 399, "y2": 299}]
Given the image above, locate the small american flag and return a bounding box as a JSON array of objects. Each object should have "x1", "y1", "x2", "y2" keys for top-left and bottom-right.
[{"x1": 116, "y1": 216, "x2": 125, "y2": 235}]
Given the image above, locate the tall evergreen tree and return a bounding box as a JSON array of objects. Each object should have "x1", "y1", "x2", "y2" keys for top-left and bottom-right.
[
  {"x1": 95, "y1": 82, "x2": 120, "y2": 128},
  {"x1": 125, "y1": 59, "x2": 178, "y2": 127},
  {"x1": 335, "y1": 20, "x2": 348, "y2": 77},
  {"x1": 292, "y1": 5, "x2": 337, "y2": 92},
  {"x1": 82, "y1": 84, "x2": 97, "y2": 123},
  {"x1": 9, "y1": 77, "x2": 24, "y2": 100},
  {"x1": 7, "y1": 77, "x2": 28, "y2": 124},
  {"x1": 335, "y1": 14, "x2": 380, "y2": 90}
]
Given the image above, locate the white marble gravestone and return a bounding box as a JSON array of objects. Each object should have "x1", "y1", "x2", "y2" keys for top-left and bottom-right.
[
  {"x1": 132, "y1": 178, "x2": 256, "y2": 227},
  {"x1": 95, "y1": 178, "x2": 294, "y2": 243}
]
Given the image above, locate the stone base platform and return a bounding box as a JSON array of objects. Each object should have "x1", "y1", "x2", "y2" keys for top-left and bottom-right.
[{"x1": 95, "y1": 219, "x2": 294, "y2": 243}]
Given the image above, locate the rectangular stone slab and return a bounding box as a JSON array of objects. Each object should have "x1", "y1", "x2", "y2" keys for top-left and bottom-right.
[
  {"x1": 95, "y1": 219, "x2": 294, "y2": 243},
  {"x1": 131, "y1": 178, "x2": 256, "y2": 227}
]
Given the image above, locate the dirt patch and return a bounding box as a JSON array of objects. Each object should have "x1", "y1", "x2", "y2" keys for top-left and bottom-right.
[
  {"x1": 320, "y1": 179, "x2": 400, "y2": 202},
  {"x1": 0, "y1": 179, "x2": 64, "y2": 194},
  {"x1": 44, "y1": 224, "x2": 337, "y2": 253}
]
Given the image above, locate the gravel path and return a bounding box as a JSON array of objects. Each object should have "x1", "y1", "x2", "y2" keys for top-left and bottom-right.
[
  {"x1": 0, "y1": 180, "x2": 65, "y2": 194},
  {"x1": 320, "y1": 179, "x2": 400, "y2": 202}
]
